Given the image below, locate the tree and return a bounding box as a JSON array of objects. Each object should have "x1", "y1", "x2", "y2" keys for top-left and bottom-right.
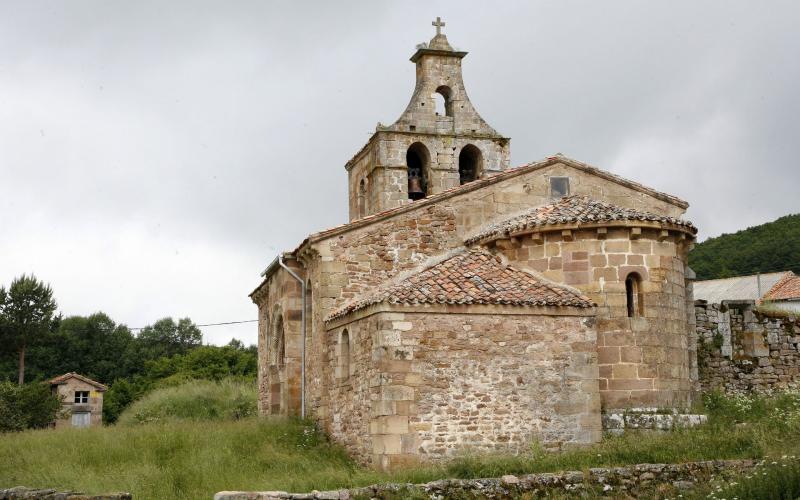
[
  {"x1": 136, "y1": 317, "x2": 202, "y2": 360},
  {"x1": 0, "y1": 381, "x2": 62, "y2": 432},
  {"x1": 0, "y1": 275, "x2": 57, "y2": 385}
]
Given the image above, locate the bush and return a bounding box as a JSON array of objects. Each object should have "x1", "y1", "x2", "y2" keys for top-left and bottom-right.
[
  {"x1": 698, "y1": 456, "x2": 800, "y2": 499},
  {"x1": 103, "y1": 377, "x2": 149, "y2": 424},
  {"x1": 116, "y1": 378, "x2": 257, "y2": 425},
  {"x1": 0, "y1": 381, "x2": 62, "y2": 432}
]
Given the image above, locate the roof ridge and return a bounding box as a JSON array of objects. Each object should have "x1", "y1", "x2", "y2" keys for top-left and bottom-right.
[{"x1": 48, "y1": 372, "x2": 108, "y2": 391}]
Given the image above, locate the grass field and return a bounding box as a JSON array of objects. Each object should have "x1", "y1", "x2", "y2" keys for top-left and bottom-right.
[{"x1": 3, "y1": 382, "x2": 800, "y2": 499}]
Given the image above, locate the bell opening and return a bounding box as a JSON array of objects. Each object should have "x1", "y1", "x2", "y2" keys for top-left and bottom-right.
[
  {"x1": 407, "y1": 143, "x2": 429, "y2": 200},
  {"x1": 459, "y1": 144, "x2": 482, "y2": 185}
]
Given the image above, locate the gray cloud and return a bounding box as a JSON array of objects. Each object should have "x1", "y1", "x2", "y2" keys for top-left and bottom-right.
[{"x1": 1, "y1": 1, "x2": 798, "y2": 345}]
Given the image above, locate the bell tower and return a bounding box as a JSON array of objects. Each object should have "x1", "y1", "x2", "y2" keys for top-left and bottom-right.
[{"x1": 346, "y1": 18, "x2": 510, "y2": 221}]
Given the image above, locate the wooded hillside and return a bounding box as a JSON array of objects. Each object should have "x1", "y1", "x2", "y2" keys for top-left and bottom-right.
[{"x1": 689, "y1": 214, "x2": 800, "y2": 280}]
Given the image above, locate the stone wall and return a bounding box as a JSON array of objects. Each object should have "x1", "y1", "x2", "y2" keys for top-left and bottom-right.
[
  {"x1": 324, "y1": 307, "x2": 600, "y2": 469},
  {"x1": 499, "y1": 226, "x2": 694, "y2": 410},
  {"x1": 696, "y1": 301, "x2": 800, "y2": 392},
  {"x1": 215, "y1": 459, "x2": 757, "y2": 500},
  {"x1": 253, "y1": 262, "x2": 304, "y2": 416},
  {"x1": 0, "y1": 487, "x2": 130, "y2": 499}
]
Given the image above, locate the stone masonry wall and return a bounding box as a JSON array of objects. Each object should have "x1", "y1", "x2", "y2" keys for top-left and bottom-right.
[
  {"x1": 216, "y1": 459, "x2": 758, "y2": 500},
  {"x1": 324, "y1": 308, "x2": 600, "y2": 469},
  {"x1": 253, "y1": 264, "x2": 304, "y2": 416},
  {"x1": 0, "y1": 487, "x2": 130, "y2": 499},
  {"x1": 498, "y1": 227, "x2": 694, "y2": 410},
  {"x1": 696, "y1": 301, "x2": 800, "y2": 392},
  {"x1": 320, "y1": 313, "x2": 380, "y2": 465}
]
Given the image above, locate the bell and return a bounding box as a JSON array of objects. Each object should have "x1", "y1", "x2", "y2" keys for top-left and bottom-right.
[{"x1": 408, "y1": 175, "x2": 425, "y2": 200}]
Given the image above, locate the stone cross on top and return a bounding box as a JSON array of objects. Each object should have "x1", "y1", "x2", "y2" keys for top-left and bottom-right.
[{"x1": 432, "y1": 16, "x2": 445, "y2": 36}]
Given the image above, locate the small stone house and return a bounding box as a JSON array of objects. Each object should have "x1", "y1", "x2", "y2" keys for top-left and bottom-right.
[
  {"x1": 48, "y1": 372, "x2": 107, "y2": 428},
  {"x1": 250, "y1": 22, "x2": 699, "y2": 469}
]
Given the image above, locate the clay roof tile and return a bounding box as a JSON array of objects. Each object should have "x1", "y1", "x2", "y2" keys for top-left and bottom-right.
[
  {"x1": 326, "y1": 249, "x2": 593, "y2": 321},
  {"x1": 465, "y1": 195, "x2": 696, "y2": 245}
]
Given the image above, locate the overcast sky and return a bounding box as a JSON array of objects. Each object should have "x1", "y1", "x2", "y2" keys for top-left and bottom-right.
[{"x1": 1, "y1": 1, "x2": 798, "y2": 346}]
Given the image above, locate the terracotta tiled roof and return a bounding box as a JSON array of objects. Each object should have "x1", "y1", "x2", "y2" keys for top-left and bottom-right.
[
  {"x1": 465, "y1": 195, "x2": 696, "y2": 245},
  {"x1": 764, "y1": 272, "x2": 800, "y2": 301},
  {"x1": 326, "y1": 249, "x2": 593, "y2": 321},
  {"x1": 48, "y1": 372, "x2": 107, "y2": 391}
]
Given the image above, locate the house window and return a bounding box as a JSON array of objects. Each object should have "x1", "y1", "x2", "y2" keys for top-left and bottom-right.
[
  {"x1": 550, "y1": 177, "x2": 570, "y2": 198},
  {"x1": 74, "y1": 391, "x2": 89, "y2": 404}
]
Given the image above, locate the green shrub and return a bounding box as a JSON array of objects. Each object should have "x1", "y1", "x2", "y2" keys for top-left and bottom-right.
[
  {"x1": 0, "y1": 381, "x2": 62, "y2": 432},
  {"x1": 697, "y1": 456, "x2": 800, "y2": 499},
  {"x1": 103, "y1": 377, "x2": 149, "y2": 424},
  {"x1": 116, "y1": 378, "x2": 257, "y2": 425}
]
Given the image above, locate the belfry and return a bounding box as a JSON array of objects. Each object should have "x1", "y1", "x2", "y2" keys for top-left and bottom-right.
[{"x1": 346, "y1": 18, "x2": 509, "y2": 220}]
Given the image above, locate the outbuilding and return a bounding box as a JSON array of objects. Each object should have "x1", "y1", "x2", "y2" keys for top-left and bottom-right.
[{"x1": 48, "y1": 372, "x2": 107, "y2": 428}]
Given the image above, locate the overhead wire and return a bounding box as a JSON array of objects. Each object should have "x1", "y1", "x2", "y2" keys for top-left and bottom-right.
[{"x1": 129, "y1": 319, "x2": 258, "y2": 331}]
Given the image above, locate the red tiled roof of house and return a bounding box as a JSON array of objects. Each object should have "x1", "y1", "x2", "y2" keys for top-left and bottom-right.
[
  {"x1": 465, "y1": 195, "x2": 696, "y2": 245},
  {"x1": 48, "y1": 372, "x2": 108, "y2": 391},
  {"x1": 764, "y1": 272, "x2": 800, "y2": 301},
  {"x1": 326, "y1": 249, "x2": 593, "y2": 321}
]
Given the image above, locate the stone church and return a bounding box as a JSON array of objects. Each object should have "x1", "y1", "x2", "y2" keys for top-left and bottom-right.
[{"x1": 250, "y1": 20, "x2": 698, "y2": 470}]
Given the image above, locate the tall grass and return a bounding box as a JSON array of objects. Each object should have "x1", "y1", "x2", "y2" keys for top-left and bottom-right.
[
  {"x1": 116, "y1": 379, "x2": 257, "y2": 425},
  {"x1": 4, "y1": 389, "x2": 800, "y2": 499},
  {"x1": 0, "y1": 417, "x2": 389, "y2": 499}
]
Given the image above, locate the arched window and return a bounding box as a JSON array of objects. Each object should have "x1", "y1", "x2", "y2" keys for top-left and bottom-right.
[
  {"x1": 271, "y1": 315, "x2": 285, "y2": 368},
  {"x1": 357, "y1": 178, "x2": 367, "y2": 218},
  {"x1": 340, "y1": 329, "x2": 350, "y2": 381},
  {"x1": 625, "y1": 273, "x2": 643, "y2": 318},
  {"x1": 459, "y1": 144, "x2": 482, "y2": 184},
  {"x1": 435, "y1": 85, "x2": 453, "y2": 117},
  {"x1": 406, "y1": 142, "x2": 429, "y2": 200},
  {"x1": 305, "y1": 281, "x2": 313, "y2": 340},
  {"x1": 260, "y1": 311, "x2": 270, "y2": 370}
]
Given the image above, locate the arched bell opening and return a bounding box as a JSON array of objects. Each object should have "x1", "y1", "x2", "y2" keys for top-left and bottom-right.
[
  {"x1": 459, "y1": 144, "x2": 483, "y2": 185},
  {"x1": 407, "y1": 142, "x2": 430, "y2": 200},
  {"x1": 435, "y1": 85, "x2": 453, "y2": 117},
  {"x1": 357, "y1": 178, "x2": 367, "y2": 218}
]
